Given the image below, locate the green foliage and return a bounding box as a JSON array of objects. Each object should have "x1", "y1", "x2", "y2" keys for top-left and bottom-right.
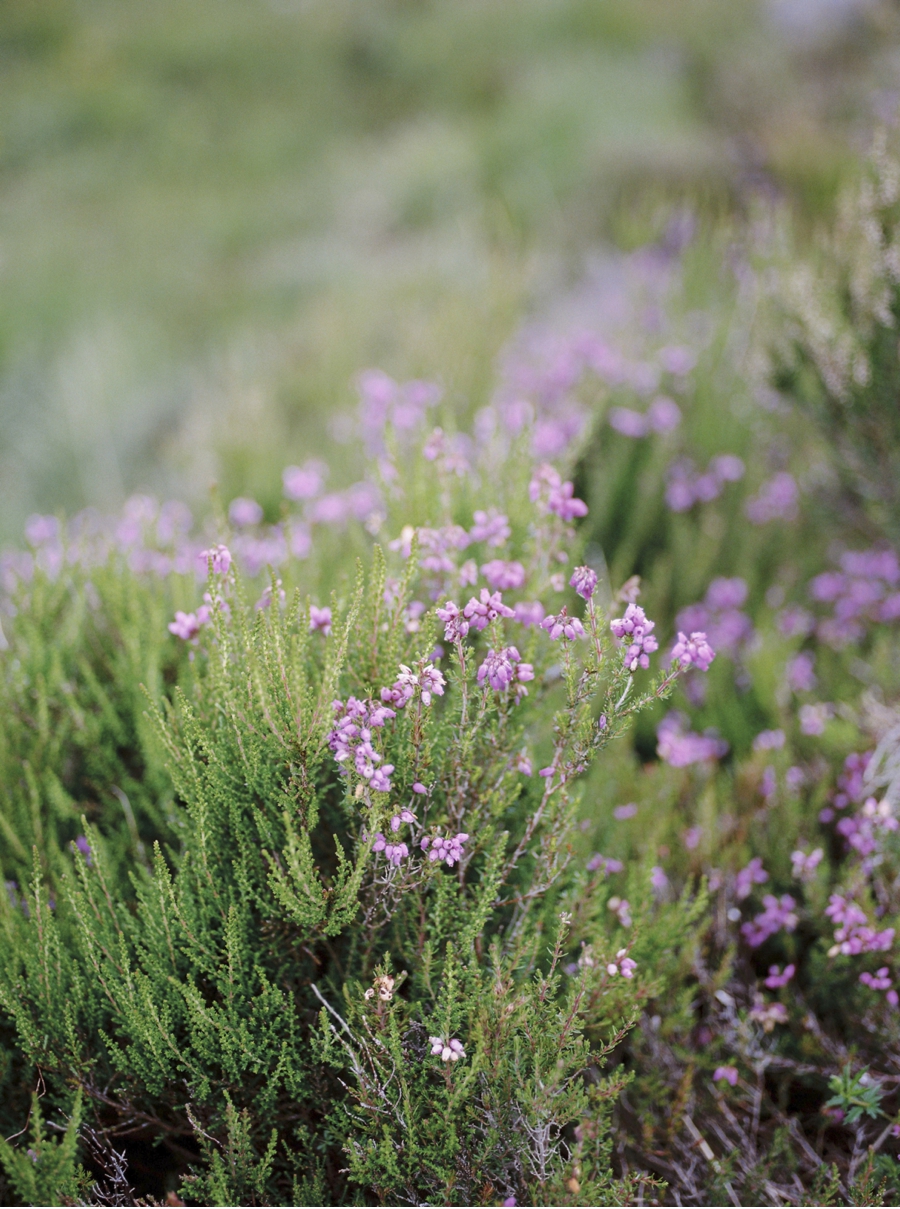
[
  {"x1": 826, "y1": 1067, "x2": 885, "y2": 1127},
  {"x1": 0, "y1": 1091, "x2": 90, "y2": 1207}
]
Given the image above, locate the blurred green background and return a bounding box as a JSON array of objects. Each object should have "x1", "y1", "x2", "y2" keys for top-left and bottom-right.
[{"x1": 1, "y1": 0, "x2": 898, "y2": 542}]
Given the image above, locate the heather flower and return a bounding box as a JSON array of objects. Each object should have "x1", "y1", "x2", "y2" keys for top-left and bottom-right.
[
  {"x1": 421, "y1": 833, "x2": 469, "y2": 867},
  {"x1": 514, "y1": 600, "x2": 545, "y2": 627},
  {"x1": 709, "y1": 454, "x2": 745, "y2": 483},
  {"x1": 515, "y1": 750, "x2": 533, "y2": 775},
  {"x1": 670, "y1": 630, "x2": 715, "y2": 672},
  {"x1": 714, "y1": 1066, "x2": 739, "y2": 1086},
  {"x1": 657, "y1": 713, "x2": 728, "y2": 767},
  {"x1": 542, "y1": 608, "x2": 586, "y2": 642},
  {"x1": 741, "y1": 895, "x2": 798, "y2": 947},
  {"x1": 587, "y1": 854, "x2": 624, "y2": 875},
  {"x1": 199, "y1": 544, "x2": 232, "y2": 576},
  {"x1": 745, "y1": 473, "x2": 799, "y2": 524},
  {"x1": 470, "y1": 509, "x2": 511, "y2": 547},
  {"x1": 753, "y1": 729, "x2": 785, "y2": 752},
  {"x1": 786, "y1": 652, "x2": 817, "y2": 692},
  {"x1": 389, "y1": 810, "x2": 416, "y2": 832},
  {"x1": 610, "y1": 603, "x2": 658, "y2": 670},
  {"x1": 382, "y1": 663, "x2": 445, "y2": 708},
  {"x1": 799, "y1": 702, "x2": 833, "y2": 735},
  {"x1": 607, "y1": 896, "x2": 632, "y2": 927},
  {"x1": 791, "y1": 847, "x2": 823, "y2": 881},
  {"x1": 372, "y1": 834, "x2": 409, "y2": 866},
  {"x1": 463, "y1": 589, "x2": 515, "y2": 632},
  {"x1": 613, "y1": 803, "x2": 637, "y2": 820},
  {"x1": 481, "y1": 560, "x2": 526, "y2": 590},
  {"x1": 477, "y1": 647, "x2": 533, "y2": 692},
  {"x1": 748, "y1": 997, "x2": 789, "y2": 1032},
  {"x1": 429, "y1": 1036, "x2": 465, "y2": 1062},
  {"x1": 608, "y1": 407, "x2": 648, "y2": 438},
  {"x1": 683, "y1": 826, "x2": 703, "y2": 851},
  {"x1": 735, "y1": 857, "x2": 768, "y2": 900},
  {"x1": 860, "y1": 968, "x2": 899, "y2": 1006},
  {"x1": 283, "y1": 459, "x2": 327, "y2": 500},
  {"x1": 650, "y1": 866, "x2": 668, "y2": 891},
  {"x1": 228, "y1": 497, "x2": 263, "y2": 527},
  {"x1": 606, "y1": 948, "x2": 637, "y2": 978},
  {"x1": 648, "y1": 396, "x2": 681, "y2": 432},
  {"x1": 168, "y1": 607, "x2": 210, "y2": 642},
  {"x1": 547, "y1": 479, "x2": 588, "y2": 521},
  {"x1": 764, "y1": 964, "x2": 795, "y2": 989},
  {"x1": 569, "y1": 565, "x2": 598, "y2": 600},
  {"x1": 309, "y1": 605, "x2": 332, "y2": 635},
  {"x1": 436, "y1": 601, "x2": 469, "y2": 643}
]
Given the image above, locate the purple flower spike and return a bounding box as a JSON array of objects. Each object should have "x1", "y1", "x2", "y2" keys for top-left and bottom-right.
[
  {"x1": 200, "y1": 544, "x2": 232, "y2": 576},
  {"x1": 570, "y1": 565, "x2": 598, "y2": 600},
  {"x1": 610, "y1": 603, "x2": 657, "y2": 670},
  {"x1": 424, "y1": 832, "x2": 469, "y2": 867}
]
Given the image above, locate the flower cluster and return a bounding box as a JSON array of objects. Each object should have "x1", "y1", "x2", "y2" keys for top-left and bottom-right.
[
  {"x1": 836, "y1": 797, "x2": 898, "y2": 858},
  {"x1": 476, "y1": 647, "x2": 534, "y2": 693},
  {"x1": 381, "y1": 663, "x2": 446, "y2": 708},
  {"x1": 328, "y1": 697, "x2": 396, "y2": 793},
  {"x1": 656, "y1": 712, "x2": 728, "y2": 768},
  {"x1": 665, "y1": 453, "x2": 745, "y2": 512},
  {"x1": 541, "y1": 607, "x2": 585, "y2": 642},
  {"x1": 741, "y1": 894, "x2": 798, "y2": 947},
  {"x1": 610, "y1": 604, "x2": 658, "y2": 670},
  {"x1": 825, "y1": 895, "x2": 895, "y2": 955},
  {"x1": 859, "y1": 968, "x2": 899, "y2": 1007},
  {"x1": 607, "y1": 397, "x2": 681, "y2": 438},
  {"x1": 569, "y1": 565, "x2": 598, "y2": 600},
  {"x1": 735, "y1": 857, "x2": 768, "y2": 901},
  {"x1": 675, "y1": 577, "x2": 750, "y2": 663},
  {"x1": 430, "y1": 1036, "x2": 465, "y2": 1062},
  {"x1": 809, "y1": 547, "x2": 900, "y2": 646},
  {"x1": 670, "y1": 630, "x2": 715, "y2": 673},
  {"x1": 606, "y1": 949, "x2": 637, "y2": 978},
  {"x1": 372, "y1": 833, "x2": 409, "y2": 866},
  {"x1": 528, "y1": 464, "x2": 588, "y2": 520},
  {"x1": 421, "y1": 833, "x2": 468, "y2": 867},
  {"x1": 745, "y1": 472, "x2": 799, "y2": 525},
  {"x1": 168, "y1": 606, "x2": 211, "y2": 642}
]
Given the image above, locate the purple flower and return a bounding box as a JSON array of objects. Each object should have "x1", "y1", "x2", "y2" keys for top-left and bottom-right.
[
  {"x1": 613, "y1": 803, "x2": 638, "y2": 820},
  {"x1": 412, "y1": 781, "x2": 427, "y2": 795},
  {"x1": 714, "y1": 1065, "x2": 739, "y2": 1087},
  {"x1": 709, "y1": 454, "x2": 745, "y2": 483},
  {"x1": 516, "y1": 750, "x2": 532, "y2": 775},
  {"x1": 309, "y1": 605, "x2": 332, "y2": 635},
  {"x1": 683, "y1": 826, "x2": 703, "y2": 851},
  {"x1": 283, "y1": 459, "x2": 327, "y2": 500},
  {"x1": 73, "y1": 835, "x2": 93, "y2": 866},
  {"x1": 670, "y1": 631, "x2": 715, "y2": 672},
  {"x1": 659, "y1": 345, "x2": 696, "y2": 376},
  {"x1": 570, "y1": 565, "x2": 598, "y2": 600},
  {"x1": 429, "y1": 1036, "x2": 465, "y2": 1062},
  {"x1": 735, "y1": 857, "x2": 768, "y2": 900},
  {"x1": 753, "y1": 729, "x2": 785, "y2": 752},
  {"x1": 606, "y1": 948, "x2": 638, "y2": 978},
  {"x1": 421, "y1": 832, "x2": 469, "y2": 867},
  {"x1": 799, "y1": 703, "x2": 832, "y2": 735},
  {"x1": 764, "y1": 963, "x2": 795, "y2": 989},
  {"x1": 547, "y1": 480, "x2": 588, "y2": 521},
  {"x1": 741, "y1": 895, "x2": 798, "y2": 947},
  {"x1": 786, "y1": 652, "x2": 816, "y2": 692},
  {"x1": 436, "y1": 601, "x2": 469, "y2": 643},
  {"x1": 542, "y1": 607, "x2": 586, "y2": 642},
  {"x1": 228, "y1": 497, "x2": 263, "y2": 527},
  {"x1": 745, "y1": 473, "x2": 799, "y2": 524},
  {"x1": 608, "y1": 407, "x2": 649, "y2": 438},
  {"x1": 514, "y1": 600, "x2": 545, "y2": 627},
  {"x1": 648, "y1": 396, "x2": 681, "y2": 433},
  {"x1": 657, "y1": 712, "x2": 728, "y2": 767},
  {"x1": 463, "y1": 589, "x2": 515, "y2": 632},
  {"x1": 372, "y1": 833, "x2": 409, "y2": 866},
  {"x1": 168, "y1": 608, "x2": 210, "y2": 642},
  {"x1": 481, "y1": 560, "x2": 526, "y2": 591},
  {"x1": 199, "y1": 544, "x2": 232, "y2": 576},
  {"x1": 382, "y1": 663, "x2": 446, "y2": 708},
  {"x1": 587, "y1": 854, "x2": 623, "y2": 874},
  {"x1": 610, "y1": 604, "x2": 658, "y2": 670},
  {"x1": 469, "y1": 508, "x2": 511, "y2": 547},
  {"x1": 791, "y1": 846, "x2": 822, "y2": 881},
  {"x1": 477, "y1": 647, "x2": 533, "y2": 692},
  {"x1": 860, "y1": 968, "x2": 897, "y2": 1007}
]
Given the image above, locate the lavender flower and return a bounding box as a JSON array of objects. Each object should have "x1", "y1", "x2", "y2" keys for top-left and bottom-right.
[
  {"x1": 514, "y1": 601, "x2": 545, "y2": 627},
  {"x1": 541, "y1": 607, "x2": 586, "y2": 642},
  {"x1": 745, "y1": 473, "x2": 799, "y2": 524},
  {"x1": 569, "y1": 565, "x2": 598, "y2": 600}
]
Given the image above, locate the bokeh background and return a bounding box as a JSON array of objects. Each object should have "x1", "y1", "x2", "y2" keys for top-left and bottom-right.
[{"x1": 2, "y1": 0, "x2": 899, "y2": 544}]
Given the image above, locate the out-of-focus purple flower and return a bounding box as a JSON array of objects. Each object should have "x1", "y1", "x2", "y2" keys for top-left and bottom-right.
[
  {"x1": 613, "y1": 803, "x2": 637, "y2": 820},
  {"x1": 283, "y1": 459, "x2": 327, "y2": 500},
  {"x1": 515, "y1": 750, "x2": 532, "y2": 776},
  {"x1": 463, "y1": 589, "x2": 515, "y2": 632},
  {"x1": 309, "y1": 605, "x2": 332, "y2": 635},
  {"x1": 608, "y1": 407, "x2": 649, "y2": 438},
  {"x1": 745, "y1": 473, "x2": 799, "y2": 524},
  {"x1": 570, "y1": 565, "x2": 598, "y2": 600},
  {"x1": 608, "y1": 896, "x2": 632, "y2": 926},
  {"x1": 860, "y1": 968, "x2": 898, "y2": 1006},
  {"x1": 229, "y1": 497, "x2": 263, "y2": 527},
  {"x1": 648, "y1": 396, "x2": 681, "y2": 433},
  {"x1": 834, "y1": 752, "x2": 870, "y2": 810},
  {"x1": 421, "y1": 833, "x2": 469, "y2": 867},
  {"x1": 587, "y1": 854, "x2": 624, "y2": 875},
  {"x1": 753, "y1": 729, "x2": 785, "y2": 752},
  {"x1": 778, "y1": 606, "x2": 814, "y2": 637},
  {"x1": 800, "y1": 703, "x2": 833, "y2": 736},
  {"x1": 289, "y1": 524, "x2": 312, "y2": 559},
  {"x1": 764, "y1": 963, "x2": 795, "y2": 989},
  {"x1": 611, "y1": 603, "x2": 658, "y2": 670},
  {"x1": 168, "y1": 608, "x2": 210, "y2": 642},
  {"x1": 709, "y1": 454, "x2": 745, "y2": 483},
  {"x1": 658, "y1": 345, "x2": 696, "y2": 376},
  {"x1": 430, "y1": 1036, "x2": 465, "y2": 1062},
  {"x1": 705, "y1": 577, "x2": 747, "y2": 610},
  {"x1": 513, "y1": 601, "x2": 544, "y2": 628},
  {"x1": 72, "y1": 835, "x2": 93, "y2": 866},
  {"x1": 650, "y1": 866, "x2": 668, "y2": 891},
  {"x1": 826, "y1": 894, "x2": 895, "y2": 955},
  {"x1": 657, "y1": 712, "x2": 728, "y2": 767},
  {"x1": 786, "y1": 652, "x2": 816, "y2": 692},
  {"x1": 470, "y1": 509, "x2": 511, "y2": 547},
  {"x1": 683, "y1": 826, "x2": 703, "y2": 851},
  {"x1": 735, "y1": 857, "x2": 768, "y2": 900},
  {"x1": 785, "y1": 766, "x2": 806, "y2": 791},
  {"x1": 25, "y1": 514, "x2": 60, "y2": 545},
  {"x1": 761, "y1": 765, "x2": 777, "y2": 799},
  {"x1": 741, "y1": 895, "x2": 798, "y2": 947},
  {"x1": 714, "y1": 1066, "x2": 738, "y2": 1086},
  {"x1": 670, "y1": 631, "x2": 715, "y2": 672},
  {"x1": 199, "y1": 544, "x2": 232, "y2": 576},
  {"x1": 481, "y1": 560, "x2": 525, "y2": 591},
  {"x1": 382, "y1": 663, "x2": 446, "y2": 708},
  {"x1": 548, "y1": 480, "x2": 588, "y2": 522},
  {"x1": 606, "y1": 948, "x2": 637, "y2": 978},
  {"x1": 542, "y1": 608, "x2": 586, "y2": 642}
]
